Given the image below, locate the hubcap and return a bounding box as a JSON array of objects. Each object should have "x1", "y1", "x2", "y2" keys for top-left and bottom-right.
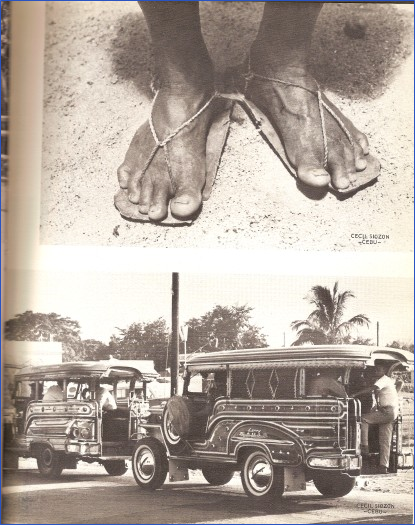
[
  {"x1": 248, "y1": 455, "x2": 273, "y2": 494},
  {"x1": 137, "y1": 448, "x2": 155, "y2": 481},
  {"x1": 42, "y1": 448, "x2": 53, "y2": 467}
]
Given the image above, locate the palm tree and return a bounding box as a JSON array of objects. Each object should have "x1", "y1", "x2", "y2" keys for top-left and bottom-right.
[{"x1": 291, "y1": 282, "x2": 370, "y2": 346}]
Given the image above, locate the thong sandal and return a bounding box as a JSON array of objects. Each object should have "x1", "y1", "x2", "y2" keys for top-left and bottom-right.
[
  {"x1": 114, "y1": 91, "x2": 233, "y2": 225},
  {"x1": 221, "y1": 62, "x2": 380, "y2": 198}
]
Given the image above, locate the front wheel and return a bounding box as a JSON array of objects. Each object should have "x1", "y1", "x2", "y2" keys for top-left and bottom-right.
[
  {"x1": 313, "y1": 471, "x2": 356, "y2": 497},
  {"x1": 103, "y1": 460, "x2": 128, "y2": 476},
  {"x1": 132, "y1": 437, "x2": 168, "y2": 491},
  {"x1": 202, "y1": 464, "x2": 234, "y2": 486},
  {"x1": 241, "y1": 450, "x2": 284, "y2": 502},
  {"x1": 37, "y1": 446, "x2": 64, "y2": 479}
]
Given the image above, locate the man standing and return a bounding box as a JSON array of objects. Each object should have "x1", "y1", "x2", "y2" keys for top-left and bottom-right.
[{"x1": 353, "y1": 362, "x2": 399, "y2": 474}]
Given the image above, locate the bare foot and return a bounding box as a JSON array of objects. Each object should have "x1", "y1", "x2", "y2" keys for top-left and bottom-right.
[
  {"x1": 245, "y1": 61, "x2": 370, "y2": 191},
  {"x1": 117, "y1": 84, "x2": 215, "y2": 221}
]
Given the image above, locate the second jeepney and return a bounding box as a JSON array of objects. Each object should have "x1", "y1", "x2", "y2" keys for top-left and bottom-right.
[{"x1": 4, "y1": 359, "x2": 159, "y2": 478}]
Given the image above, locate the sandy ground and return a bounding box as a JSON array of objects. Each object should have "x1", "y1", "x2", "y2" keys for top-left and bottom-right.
[
  {"x1": 39, "y1": 2, "x2": 414, "y2": 250},
  {"x1": 9, "y1": 458, "x2": 415, "y2": 495}
]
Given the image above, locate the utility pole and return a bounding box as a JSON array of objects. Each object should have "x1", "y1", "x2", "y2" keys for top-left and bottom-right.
[
  {"x1": 283, "y1": 332, "x2": 286, "y2": 347},
  {"x1": 376, "y1": 321, "x2": 379, "y2": 346},
  {"x1": 171, "y1": 273, "x2": 179, "y2": 397}
]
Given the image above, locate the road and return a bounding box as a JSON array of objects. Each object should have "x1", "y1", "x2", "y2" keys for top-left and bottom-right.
[{"x1": 1, "y1": 461, "x2": 413, "y2": 524}]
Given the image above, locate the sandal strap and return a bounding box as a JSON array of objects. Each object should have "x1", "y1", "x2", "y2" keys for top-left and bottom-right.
[
  {"x1": 141, "y1": 91, "x2": 217, "y2": 192},
  {"x1": 243, "y1": 60, "x2": 354, "y2": 170}
]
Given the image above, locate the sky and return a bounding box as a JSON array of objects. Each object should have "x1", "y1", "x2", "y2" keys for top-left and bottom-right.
[{"x1": 5, "y1": 270, "x2": 414, "y2": 348}]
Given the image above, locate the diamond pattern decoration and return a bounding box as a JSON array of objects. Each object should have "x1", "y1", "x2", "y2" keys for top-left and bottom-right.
[
  {"x1": 245, "y1": 370, "x2": 255, "y2": 399},
  {"x1": 269, "y1": 369, "x2": 279, "y2": 399}
]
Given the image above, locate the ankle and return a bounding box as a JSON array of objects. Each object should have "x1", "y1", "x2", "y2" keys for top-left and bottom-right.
[
  {"x1": 155, "y1": 51, "x2": 214, "y2": 93},
  {"x1": 250, "y1": 39, "x2": 309, "y2": 76}
]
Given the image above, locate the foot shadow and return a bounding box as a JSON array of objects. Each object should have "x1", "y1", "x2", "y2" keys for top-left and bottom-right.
[
  {"x1": 109, "y1": 2, "x2": 413, "y2": 101},
  {"x1": 109, "y1": 11, "x2": 154, "y2": 101}
]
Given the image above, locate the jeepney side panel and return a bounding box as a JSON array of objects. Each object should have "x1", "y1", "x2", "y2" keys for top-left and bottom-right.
[{"x1": 196, "y1": 398, "x2": 353, "y2": 466}]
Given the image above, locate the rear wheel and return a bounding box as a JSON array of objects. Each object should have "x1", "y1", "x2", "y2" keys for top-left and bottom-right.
[
  {"x1": 241, "y1": 450, "x2": 284, "y2": 502},
  {"x1": 132, "y1": 437, "x2": 168, "y2": 490},
  {"x1": 103, "y1": 460, "x2": 128, "y2": 476},
  {"x1": 313, "y1": 471, "x2": 356, "y2": 497},
  {"x1": 202, "y1": 464, "x2": 234, "y2": 486},
  {"x1": 37, "y1": 446, "x2": 64, "y2": 479}
]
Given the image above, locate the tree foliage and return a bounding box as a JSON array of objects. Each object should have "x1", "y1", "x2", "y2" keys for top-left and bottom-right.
[
  {"x1": 5, "y1": 311, "x2": 83, "y2": 361},
  {"x1": 110, "y1": 318, "x2": 170, "y2": 371},
  {"x1": 386, "y1": 341, "x2": 414, "y2": 353},
  {"x1": 186, "y1": 305, "x2": 268, "y2": 354},
  {"x1": 291, "y1": 282, "x2": 370, "y2": 346}
]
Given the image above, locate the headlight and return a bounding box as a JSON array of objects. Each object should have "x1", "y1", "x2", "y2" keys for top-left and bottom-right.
[
  {"x1": 80, "y1": 427, "x2": 92, "y2": 439},
  {"x1": 69, "y1": 420, "x2": 94, "y2": 440}
]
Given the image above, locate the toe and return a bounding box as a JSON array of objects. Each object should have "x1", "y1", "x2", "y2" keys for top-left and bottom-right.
[
  {"x1": 170, "y1": 190, "x2": 202, "y2": 219},
  {"x1": 355, "y1": 132, "x2": 370, "y2": 156},
  {"x1": 117, "y1": 165, "x2": 130, "y2": 189},
  {"x1": 148, "y1": 181, "x2": 171, "y2": 222},
  {"x1": 328, "y1": 147, "x2": 355, "y2": 190},
  {"x1": 138, "y1": 176, "x2": 152, "y2": 215},
  {"x1": 127, "y1": 170, "x2": 142, "y2": 204},
  {"x1": 354, "y1": 142, "x2": 367, "y2": 172},
  {"x1": 297, "y1": 164, "x2": 331, "y2": 188}
]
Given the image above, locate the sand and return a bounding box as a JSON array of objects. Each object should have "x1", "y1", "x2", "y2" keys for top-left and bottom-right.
[{"x1": 40, "y1": 2, "x2": 414, "y2": 251}]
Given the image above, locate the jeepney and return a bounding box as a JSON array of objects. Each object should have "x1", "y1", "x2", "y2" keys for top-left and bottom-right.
[
  {"x1": 132, "y1": 345, "x2": 413, "y2": 501},
  {"x1": 4, "y1": 360, "x2": 159, "y2": 478}
]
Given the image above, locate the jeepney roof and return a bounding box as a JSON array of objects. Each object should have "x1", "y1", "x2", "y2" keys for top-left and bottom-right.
[
  {"x1": 15, "y1": 359, "x2": 159, "y2": 382},
  {"x1": 185, "y1": 345, "x2": 414, "y2": 371}
]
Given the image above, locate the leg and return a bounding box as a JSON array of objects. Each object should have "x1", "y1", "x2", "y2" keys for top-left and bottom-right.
[
  {"x1": 361, "y1": 419, "x2": 369, "y2": 451},
  {"x1": 247, "y1": 3, "x2": 370, "y2": 190},
  {"x1": 361, "y1": 408, "x2": 395, "y2": 457},
  {"x1": 378, "y1": 421, "x2": 394, "y2": 469},
  {"x1": 118, "y1": 2, "x2": 215, "y2": 221}
]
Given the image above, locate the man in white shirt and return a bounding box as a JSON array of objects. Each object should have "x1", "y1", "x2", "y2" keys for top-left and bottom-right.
[
  {"x1": 96, "y1": 386, "x2": 117, "y2": 411},
  {"x1": 353, "y1": 363, "x2": 399, "y2": 474}
]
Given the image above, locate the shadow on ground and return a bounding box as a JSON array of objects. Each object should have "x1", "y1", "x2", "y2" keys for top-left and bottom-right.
[{"x1": 110, "y1": 2, "x2": 413, "y2": 101}]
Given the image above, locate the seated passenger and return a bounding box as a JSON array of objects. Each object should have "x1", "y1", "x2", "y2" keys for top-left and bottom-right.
[
  {"x1": 43, "y1": 382, "x2": 64, "y2": 402},
  {"x1": 96, "y1": 386, "x2": 117, "y2": 411},
  {"x1": 308, "y1": 369, "x2": 347, "y2": 398}
]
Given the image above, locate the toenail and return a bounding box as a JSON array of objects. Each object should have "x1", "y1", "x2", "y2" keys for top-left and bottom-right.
[{"x1": 308, "y1": 169, "x2": 330, "y2": 179}]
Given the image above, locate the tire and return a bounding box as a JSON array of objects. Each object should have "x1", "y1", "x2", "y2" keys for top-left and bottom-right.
[
  {"x1": 241, "y1": 450, "x2": 284, "y2": 502},
  {"x1": 313, "y1": 471, "x2": 356, "y2": 497},
  {"x1": 36, "y1": 446, "x2": 64, "y2": 479},
  {"x1": 103, "y1": 460, "x2": 128, "y2": 476},
  {"x1": 132, "y1": 437, "x2": 168, "y2": 491},
  {"x1": 202, "y1": 464, "x2": 234, "y2": 486}
]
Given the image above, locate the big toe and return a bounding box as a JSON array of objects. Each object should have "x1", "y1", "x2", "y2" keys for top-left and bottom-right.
[
  {"x1": 170, "y1": 190, "x2": 202, "y2": 219},
  {"x1": 148, "y1": 184, "x2": 170, "y2": 222},
  {"x1": 297, "y1": 165, "x2": 331, "y2": 188}
]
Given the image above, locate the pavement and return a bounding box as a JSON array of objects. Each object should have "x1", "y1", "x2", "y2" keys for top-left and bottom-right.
[
  {"x1": 2, "y1": 459, "x2": 413, "y2": 524},
  {"x1": 38, "y1": 2, "x2": 414, "y2": 250}
]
